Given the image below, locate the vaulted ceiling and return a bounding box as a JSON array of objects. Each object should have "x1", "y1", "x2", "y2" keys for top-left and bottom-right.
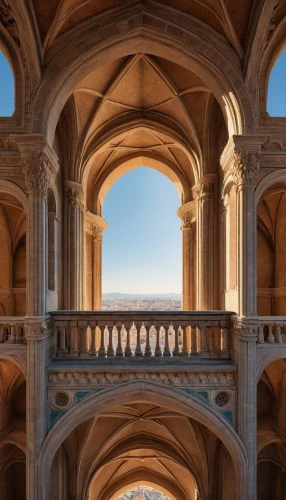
[{"x1": 31, "y1": 0, "x2": 255, "y2": 58}]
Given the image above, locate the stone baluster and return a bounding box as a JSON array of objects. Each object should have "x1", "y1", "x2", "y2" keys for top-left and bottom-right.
[
  {"x1": 192, "y1": 175, "x2": 216, "y2": 310},
  {"x1": 267, "y1": 324, "x2": 275, "y2": 343},
  {"x1": 7, "y1": 324, "x2": 15, "y2": 343},
  {"x1": 15, "y1": 324, "x2": 24, "y2": 343},
  {"x1": 154, "y1": 325, "x2": 162, "y2": 357},
  {"x1": 144, "y1": 323, "x2": 152, "y2": 357},
  {"x1": 89, "y1": 324, "x2": 97, "y2": 355},
  {"x1": 0, "y1": 325, "x2": 5, "y2": 342},
  {"x1": 70, "y1": 322, "x2": 79, "y2": 356},
  {"x1": 199, "y1": 323, "x2": 208, "y2": 357},
  {"x1": 274, "y1": 324, "x2": 283, "y2": 343},
  {"x1": 124, "y1": 323, "x2": 132, "y2": 356},
  {"x1": 173, "y1": 326, "x2": 180, "y2": 356},
  {"x1": 257, "y1": 325, "x2": 264, "y2": 344},
  {"x1": 181, "y1": 325, "x2": 188, "y2": 356},
  {"x1": 135, "y1": 323, "x2": 142, "y2": 356},
  {"x1": 98, "y1": 322, "x2": 106, "y2": 357},
  {"x1": 116, "y1": 325, "x2": 123, "y2": 356},
  {"x1": 23, "y1": 149, "x2": 56, "y2": 316},
  {"x1": 190, "y1": 325, "x2": 198, "y2": 356},
  {"x1": 220, "y1": 327, "x2": 229, "y2": 357},
  {"x1": 59, "y1": 326, "x2": 67, "y2": 352},
  {"x1": 106, "y1": 324, "x2": 114, "y2": 356},
  {"x1": 163, "y1": 325, "x2": 171, "y2": 357},
  {"x1": 80, "y1": 322, "x2": 89, "y2": 354}
]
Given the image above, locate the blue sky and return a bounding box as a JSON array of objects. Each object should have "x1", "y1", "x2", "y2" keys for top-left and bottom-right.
[
  {"x1": 1, "y1": 48, "x2": 286, "y2": 294},
  {"x1": 0, "y1": 51, "x2": 14, "y2": 116},
  {"x1": 267, "y1": 49, "x2": 286, "y2": 116},
  {"x1": 102, "y1": 167, "x2": 181, "y2": 294}
]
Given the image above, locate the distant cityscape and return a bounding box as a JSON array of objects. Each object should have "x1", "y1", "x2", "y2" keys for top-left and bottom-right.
[{"x1": 102, "y1": 293, "x2": 182, "y2": 311}]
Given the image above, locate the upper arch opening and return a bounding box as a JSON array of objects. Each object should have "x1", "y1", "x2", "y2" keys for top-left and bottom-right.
[
  {"x1": 267, "y1": 49, "x2": 286, "y2": 117},
  {"x1": 0, "y1": 49, "x2": 15, "y2": 117}
]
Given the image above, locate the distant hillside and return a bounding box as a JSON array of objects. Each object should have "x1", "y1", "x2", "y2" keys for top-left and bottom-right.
[{"x1": 103, "y1": 292, "x2": 181, "y2": 300}]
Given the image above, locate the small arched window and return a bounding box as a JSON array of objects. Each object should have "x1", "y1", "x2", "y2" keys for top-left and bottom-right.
[
  {"x1": 0, "y1": 49, "x2": 15, "y2": 116},
  {"x1": 267, "y1": 49, "x2": 286, "y2": 117}
]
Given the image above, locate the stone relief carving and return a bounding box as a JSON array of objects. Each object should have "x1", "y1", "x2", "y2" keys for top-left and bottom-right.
[
  {"x1": 0, "y1": 0, "x2": 19, "y2": 44},
  {"x1": 67, "y1": 186, "x2": 84, "y2": 211},
  {"x1": 230, "y1": 148, "x2": 260, "y2": 187},
  {"x1": 0, "y1": 138, "x2": 19, "y2": 152},
  {"x1": 192, "y1": 181, "x2": 214, "y2": 201},
  {"x1": 23, "y1": 149, "x2": 54, "y2": 197},
  {"x1": 48, "y1": 370, "x2": 235, "y2": 386}
]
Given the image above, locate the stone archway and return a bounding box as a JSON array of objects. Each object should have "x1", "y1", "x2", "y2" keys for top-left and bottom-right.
[{"x1": 39, "y1": 381, "x2": 247, "y2": 500}]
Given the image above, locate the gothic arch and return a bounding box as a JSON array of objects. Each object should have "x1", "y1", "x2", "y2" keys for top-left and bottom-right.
[
  {"x1": 39, "y1": 381, "x2": 247, "y2": 499},
  {"x1": 85, "y1": 153, "x2": 189, "y2": 216},
  {"x1": 0, "y1": 180, "x2": 28, "y2": 213},
  {"x1": 255, "y1": 169, "x2": 286, "y2": 205},
  {"x1": 32, "y1": 25, "x2": 254, "y2": 144},
  {"x1": 103, "y1": 478, "x2": 178, "y2": 500}
]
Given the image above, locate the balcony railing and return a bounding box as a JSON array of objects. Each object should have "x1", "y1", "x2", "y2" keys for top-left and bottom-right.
[
  {"x1": 51, "y1": 311, "x2": 233, "y2": 359},
  {"x1": 257, "y1": 317, "x2": 286, "y2": 344},
  {"x1": 0, "y1": 317, "x2": 26, "y2": 344}
]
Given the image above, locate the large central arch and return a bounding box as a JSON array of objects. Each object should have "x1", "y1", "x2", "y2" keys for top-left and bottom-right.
[{"x1": 39, "y1": 381, "x2": 247, "y2": 499}]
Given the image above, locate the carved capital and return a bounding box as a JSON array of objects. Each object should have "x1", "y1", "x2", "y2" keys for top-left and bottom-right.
[
  {"x1": 192, "y1": 176, "x2": 215, "y2": 201},
  {"x1": 65, "y1": 181, "x2": 84, "y2": 211},
  {"x1": 85, "y1": 211, "x2": 108, "y2": 242},
  {"x1": 177, "y1": 201, "x2": 196, "y2": 229},
  {"x1": 230, "y1": 148, "x2": 260, "y2": 187},
  {"x1": 23, "y1": 149, "x2": 54, "y2": 197}
]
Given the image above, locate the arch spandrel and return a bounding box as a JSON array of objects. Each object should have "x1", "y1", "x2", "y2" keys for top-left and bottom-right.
[{"x1": 39, "y1": 381, "x2": 247, "y2": 500}]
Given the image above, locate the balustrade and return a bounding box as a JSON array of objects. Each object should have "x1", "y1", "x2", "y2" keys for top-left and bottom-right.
[
  {"x1": 51, "y1": 311, "x2": 232, "y2": 359},
  {"x1": 0, "y1": 318, "x2": 25, "y2": 344},
  {"x1": 257, "y1": 318, "x2": 286, "y2": 344}
]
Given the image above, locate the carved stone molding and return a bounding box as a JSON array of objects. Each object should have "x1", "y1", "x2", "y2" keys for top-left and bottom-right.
[
  {"x1": 0, "y1": 167, "x2": 23, "y2": 177},
  {"x1": 65, "y1": 181, "x2": 84, "y2": 211},
  {"x1": 23, "y1": 149, "x2": 54, "y2": 197},
  {"x1": 192, "y1": 175, "x2": 216, "y2": 201},
  {"x1": 0, "y1": 138, "x2": 19, "y2": 152},
  {"x1": 230, "y1": 148, "x2": 260, "y2": 187},
  {"x1": 48, "y1": 370, "x2": 236, "y2": 387},
  {"x1": 85, "y1": 211, "x2": 108, "y2": 241},
  {"x1": 177, "y1": 200, "x2": 196, "y2": 229}
]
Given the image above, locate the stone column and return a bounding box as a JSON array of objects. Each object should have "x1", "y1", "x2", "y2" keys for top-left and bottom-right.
[
  {"x1": 85, "y1": 212, "x2": 108, "y2": 310},
  {"x1": 231, "y1": 149, "x2": 260, "y2": 317},
  {"x1": 192, "y1": 175, "x2": 216, "y2": 310},
  {"x1": 177, "y1": 201, "x2": 196, "y2": 310},
  {"x1": 25, "y1": 321, "x2": 51, "y2": 500},
  {"x1": 23, "y1": 149, "x2": 54, "y2": 317},
  {"x1": 232, "y1": 320, "x2": 257, "y2": 500},
  {"x1": 64, "y1": 181, "x2": 85, "y2": 310}
]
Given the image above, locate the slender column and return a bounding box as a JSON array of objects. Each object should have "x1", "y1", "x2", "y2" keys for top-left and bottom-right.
[
  {"x1": 85, "y1": 212, "x2": 108, "y2": 310},
  {"x1": 23, "y1": 149, "x2": 54, "y2": 316},
  {"x1": 232, "y1": 321, "x2": 257, "y2": 500},
  {"x1": 25, "y1": 321, "x2": 51, "y2": 500},
  {"x1": 177, "y1": 202, "x2": 196, "y2": 310},
  {"x1": 192, "y1": 175, "x2": 216, "y2": 310},
  {"x1": 231, "y1": 149, "x2": 260, "y2": 316},
  {"x1": 64, "y1": 181, "x2": 85, "y2": 310}
]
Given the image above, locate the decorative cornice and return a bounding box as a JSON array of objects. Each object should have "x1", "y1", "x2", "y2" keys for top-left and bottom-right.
[
  {"x1": 85, "y1": 211, "x2": 108, "y2": 241},
  {"x1": 23, "y1": 149, "x2": 55, "y2": 197},
  {"x1": 48, "y1": 370, "x2": 235, "y2": 387}
]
